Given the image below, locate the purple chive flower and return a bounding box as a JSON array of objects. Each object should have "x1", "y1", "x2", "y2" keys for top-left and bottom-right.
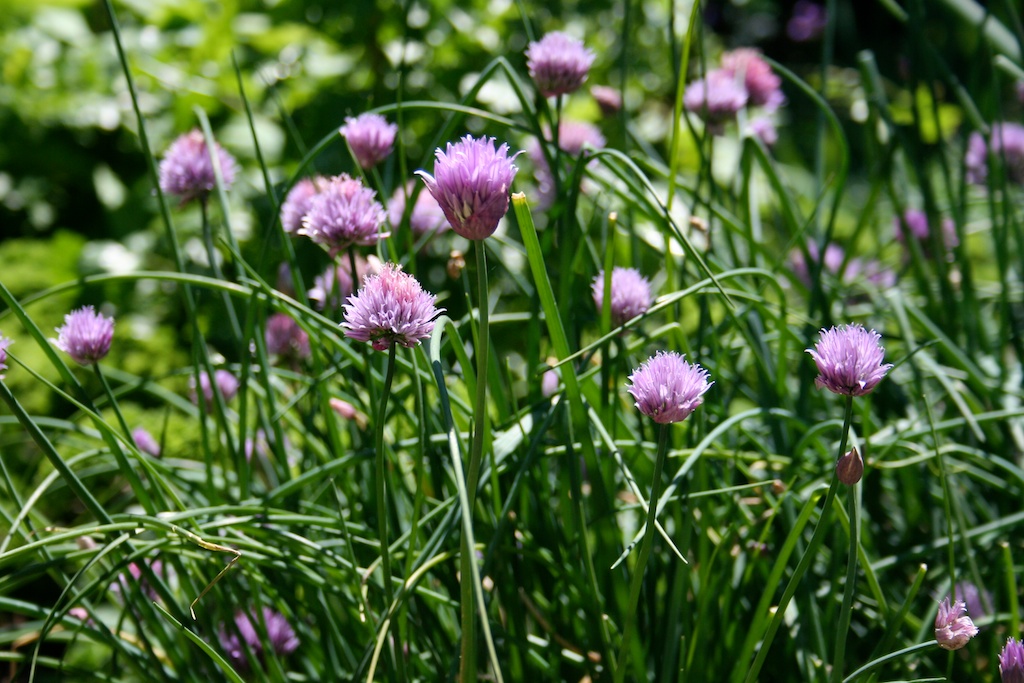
[
  {"x1": 190, "y1": 369, "x2": 240, "y2": 408},
  {"x1": 684, "y1": 69, "x2": 749, "y2": 133},
  {"x1": 965, "y1": 123, "x2": 1024, "y2": 186},
  {"x1": 530, "y1": 121, "x2": 606, "y2": 210},
  {"x1": 388, "y1": 181, "x2": 448, "y2": 237},
  {"x1": 417, "y1": 135, "x2": 520, "y2": 240},
  {"x1": 748, "y1": 117, "x2": 778, "y2": 146},
  {"x1": 790, "y1": 241, "x2": 852, "y2": 285},
  {"x1": 158, "y1": 129, "x2": 238, "y2": 205},
  {"x1": 591, "y1": 85, "x2": 623, "y2": 115},
  {"x1": 934, "y1": 596, "x2": 979, "y2": 651},
  {"x1": 339, "y1": 113, "x2": 398, "y2": 170},
  {"x1": 953, "y1": 581, "x2": 993, "y2": 625},
  {"x1": 721, "y1": 49, "x2": 785, "y2": 110},
  {"x1": 113, "y1": 560, "x2": 166, "y2": 601},
  {"x1": 308, "y1": 256, "x2": 381, "y2": 311},
  {"x1": 342, "y1": 263, "x2": 443, "y2": 351},
  {"x1": 541, "y1": 367, "x2": 560, "y2": 398},
  {"x1": 553, "y1": 120, "x2": 607, "y2": 157},
  {"x1": 299, "y1": 174, "x2": 388, "y2": 255},
  {"x1": 894, "y1": 209, "x2": 959, "y2": 259},
  {"x1": 806, "y1": 325, "x2": 893, "y2": 396},
  {"x1": 0, "y1": 335, "x2": 11, "y2": 380},
  {"x1": 862, "y1": 259, "x2": 897, "y2": 289},
  {"x1": 526, "y1": 31, "x2": 596, "y2": 98},
  {"x1": 244, "y1": 429, "x2": 287, "y2": 463},
  {"x1": 265, "y1": 313, "x2": 310, "y2": 361},
  {"x1": 54, "y1": 306, "x2": 115, "y2": 366},
  {"x1": 280, "y1": 176, "x2": 325, "y2": 235},
  {"x1": 219, "y1": 607, "x2": 299, "y2": 667},
  {"x1": 132, "y1": 427, "x2": 161, "y2": 457},
  {"x1": 592, "y1": 267, "x2": 654, "y2": 327},
  {"x1": 1001, "y1": 638, "x2": 1024, "y2": 683},
  {"x1": 627, "y1": 351, "x2": 713, "y2": 424},
  {"x1": 787, "y1": 1, "x2": 828, "y2": 42}
]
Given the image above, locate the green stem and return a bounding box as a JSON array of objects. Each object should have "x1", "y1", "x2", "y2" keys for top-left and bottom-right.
[
  {"x1": 93, "y1": 364, "x2": 135, "y2": 443},
  {"x1": 200, "y1": 199, "x2": 242, "y2": 340},
  {"x1": 743, "y1": 396, "x2": 854, "y2": 683},
  {"x1": 461, "y1": 239, "x2": 490, "y2": 683},
  {"x1": 467, "y1": 239, "x2": 490, "y2": 504},
  {"x1": 374, "y1": 344, "x2": 401, "y2": 681},
  {"x1": 614, "y1": 423, "x2": 672, "y2": 683},
  {"x1": 93, "y1": 364, "x2": 157, "y2": 515},
  {"x1": 831, "y1": 396, "x2": 859, "y2": 683}
]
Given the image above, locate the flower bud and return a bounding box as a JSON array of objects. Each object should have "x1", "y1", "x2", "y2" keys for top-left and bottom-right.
[
  {"x1": 447, "y1": 250, "x2": 466, "y2": 280},
  {"x1": 836, "y1": 446, "x2": 864, "y2": 485}
]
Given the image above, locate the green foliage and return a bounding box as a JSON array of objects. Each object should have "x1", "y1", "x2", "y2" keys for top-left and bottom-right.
[{"x1": 3, "y1": 0, "x2": 1024, "y2": 681}]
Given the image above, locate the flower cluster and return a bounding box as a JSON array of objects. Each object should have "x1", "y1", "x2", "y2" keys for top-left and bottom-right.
[
  {"x1": 0, "y1": 335, "x2": 11, "y2": 380},
  {"x1": 279, "y1": 176, "x2": 326, "y2": 234},
  {"x1": 591, "y1": 267, "x2": 653, "y2": 328},
  {"x1": 219, "y1": 607, "x2": 299, "y2": 668},
  {"x1": 790, "y1": 242, "x2": 894, "y2": 289},
  {"x1": 265, "y1": 313, "x2": 311, "y2": 361},
  {"x1": 787, "y1": 1, "x2": 828, "y2": 42},
  {"x1": 934, "y1": 596, "x2": 979, "y2": 651},
  {"x1": 308, "y1": 256, "x2": 381, "y2": 311},
  {"x1": 299, "y1": 174, "x2": 388, "y2": 254},
  {"x1": 190, "y1": 369, "x2": 240, "y2": 408},
  {"x1": 591, "y1": 85, "x2": 622, "y2": 115},
  {"x1": 894, "y1": 209, "x2": 959, "y2": 260},
  {"x1": 529, "y1": 120, "x2": 606, "y2": 209},
  {"x1": 684, "y1": 49, "x2": 784, "y2": 135},
  {"x1": 417, "y1": 135, "x2": 520, "y2": 240},
  {"x1": 339, "y1": 113, "x2": 398, "y2": 169},
  {"x1": 113, "y1": 560, "x2": 167, "y2": 602},
  {"x1": 720, "y1": 49, "x2": 785, "y2": 110},
  {"x1": 627, "y1": 351, "x2": 713, "y2": 424},
  {"x1": 953, "y1": 581, "x2": 992, "y2": 624},
  {"x1": 526, "y1": 31, "x2": 595, "y2": 98},
  {"x1": 388, "y1": 181, "x2": 448, "y2": 237},
  {"x1": 54, "y1": 306, "x2": 115, "y2": 366},
  {"x1": 158, "y1": 130, "x2": 238, "y2": 204},
  {"x1": 683, "y1": 70, "x2": 749, "y2": 132},
  {"x1": 1001, "y1": 638, "x2": 1024, "y2": 683},
  {"x1": 342, "y1": 263, "x2": 443, "y2": 351},
  {"x1": 965, "y1": 123, "x2": 1024, "y2": 186},
  {"x1": 806, "y1": 325, "x2": 893, "y2": 396}
]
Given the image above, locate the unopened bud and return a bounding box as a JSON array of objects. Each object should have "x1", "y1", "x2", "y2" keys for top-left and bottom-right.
[
  {"x1": 836, "y1": 446, "x2": 864, "y2": 485},
  {"x1": 330, "y1": 398, "x2": 368, "y2": 430},
  {"x1": 447, "y1": 250, "x2": 466, "y2": 280},
  {"x1": 76, "y1": 536, "x2": 97, "y2": 551}
]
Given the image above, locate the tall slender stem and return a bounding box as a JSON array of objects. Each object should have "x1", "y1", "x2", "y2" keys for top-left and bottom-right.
[
  {"x1": 743, "y1": 396, "x2": 854, "y2": 683},
  {"x1": 614, "y1": 423, "x2": 671, "y2": 683},
  {"x1": 467, "y1": 239, "x2": 490, "y2": 503},
  {"x1": 374, "y1": 344, "x2": 401, "y2": 680},
  {"x1": 831, "y1": 395, "x2": 858, "y2": 683},
  {"x1": 461, "y1": 239, "x2": 490, "y2": 683},
  {"x1": 200, "y1": 200, "x2": 242, "y2": 340},
  {"x1": 94, "y1": 364, "x2": 157, "y2": 514}
]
